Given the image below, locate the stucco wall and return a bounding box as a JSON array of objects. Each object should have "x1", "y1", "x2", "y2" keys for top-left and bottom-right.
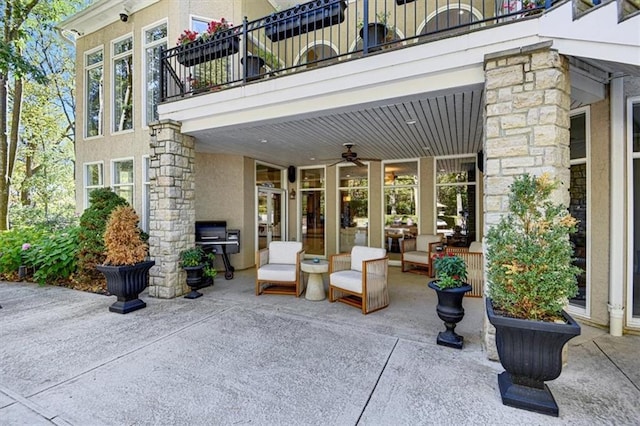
[
  {"x1": 587, "y1": 96, "x2": 611, "y2": 326},
  {"x1": 195, "y1": 153, "x2": 254, "y2": 271}
]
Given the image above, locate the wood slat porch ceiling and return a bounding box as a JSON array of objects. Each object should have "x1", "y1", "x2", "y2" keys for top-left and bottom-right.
[{"x1": 193, "y1": 87, "x2": 485, "y2": 167}]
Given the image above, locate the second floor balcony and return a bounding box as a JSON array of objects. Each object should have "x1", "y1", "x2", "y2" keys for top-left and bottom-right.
[{"x1": 160, "y1": 0, "x2": 561, "y2": 102}]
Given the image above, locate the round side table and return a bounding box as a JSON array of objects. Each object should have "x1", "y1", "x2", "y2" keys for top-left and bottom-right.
[{"x1": 301, "y1": 260, "x2": 329, "y2": 301}]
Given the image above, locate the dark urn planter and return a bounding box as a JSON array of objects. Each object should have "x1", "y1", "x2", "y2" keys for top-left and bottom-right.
[
  {"x1": 241, "y1": 55, "x2": 266, "y2": 81},
  {"x1": 428, "y1": 281, "x2": 472, "y2": 349},
  {"x1": 264, "y1": 0, "x2": 347, "y2": 42},
  {"x1": 183, "y1": 265, "x2": 206, "y2": 299},
  {"x1": 97, "y1": 260, "x2": 155, "y2": 314},
  {"x1": 486, "y1": 298, "x2": 581, "y2": 417},
  {"x1": 359, "y1": 23, "x2": 388, "y2": 52},
  {"x1": 177, "y1": 33, "x2": 240, "y2": 67}
]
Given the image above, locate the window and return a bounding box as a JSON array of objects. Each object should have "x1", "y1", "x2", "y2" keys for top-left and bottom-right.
[
  {"x1": 141, "y1": 156, "x2": 151, "y2": 233},
  {"x1": 435, "y1": 156, "x2": 477, "y2": 246},
  {"x1": 569, "y1": 109, "x2": 589, "y2": 311},
  {"x1": 144, "y1": 22, "x2": 167, "y2": 126},
  {"x1": 85, "y1": 48, "x2": 104, "y2": 138},
  {"x1": 384, "y1": 161, "x2": 418, "y2": 260},
  {"x1": 338, "y1": 165, "x2": 368, "y2": 253},
  {"x1": 112, "y1": 159, "x2": 134, "y2": 205},
  {"x1": 84, "y1": 162, "x2": 104, "y2": 208},
  {"x1": 112, "y1": 36, "x2": 133, "y2": 132},
  {"x1": 630, "y1": 100, "x2": 640, "y2": 320},
  {"x1": 300, "y1": 167, "x2": 325, "y2": 256}
]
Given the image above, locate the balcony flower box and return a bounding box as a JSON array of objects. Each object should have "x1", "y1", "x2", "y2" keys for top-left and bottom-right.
[
  {"x1": 177, "y1": 31, "x2": 240, "y2": 67},
  {"x1": 264, "y1": 0, "x2": 347, "y2": 42}
]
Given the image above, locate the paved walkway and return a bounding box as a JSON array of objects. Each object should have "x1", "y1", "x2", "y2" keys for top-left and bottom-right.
[{"x1": 1, "y1": 267, "x2": 639, "y2": 425}]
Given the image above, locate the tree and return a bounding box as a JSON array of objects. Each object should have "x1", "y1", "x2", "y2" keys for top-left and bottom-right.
[
  {"x1": 9, "y1": 25, "x2": 77, "y2": 227},
  {"x1": 0, "y1": 0, "x2": 80, "y2": 230}
]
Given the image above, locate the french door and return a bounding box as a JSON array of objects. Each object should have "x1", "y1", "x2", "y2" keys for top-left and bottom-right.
[{"x1": 257, "y1": 188, "x2": 285, "y2": 250}]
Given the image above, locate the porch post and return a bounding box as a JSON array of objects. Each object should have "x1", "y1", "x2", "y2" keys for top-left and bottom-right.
[
  {"x1": 482, "y1": 42, "x2": 571, "y2": 359},
  {"x1": 147, "y1": 119, "x2": 195, "y2": 298}
]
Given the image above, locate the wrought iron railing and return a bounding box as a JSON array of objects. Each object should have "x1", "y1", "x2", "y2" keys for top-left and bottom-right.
[{"x1": 160, "y1": 0, "x2": 554, "y2": 102}]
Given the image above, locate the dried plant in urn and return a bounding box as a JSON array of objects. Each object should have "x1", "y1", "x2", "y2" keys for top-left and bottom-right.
[
  {"x1": 103, "y1": 206, "x2": 148, "y2": 265},
  {"x1": 97, "y1": 206, "x2": 155, "y2": 314}
]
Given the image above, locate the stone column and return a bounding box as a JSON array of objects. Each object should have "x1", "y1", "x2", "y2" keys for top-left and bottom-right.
[
  {"x1": 148, "y1": 119, "x2": 195, "y2": 298},
  {"x1": 482, "y1": 43, "x2": 571, "y2": 359}
]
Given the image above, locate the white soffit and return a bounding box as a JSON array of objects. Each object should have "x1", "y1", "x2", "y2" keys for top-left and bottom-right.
[{"x1": 58, "y1": 0, "x2": 160, "y2": 36}]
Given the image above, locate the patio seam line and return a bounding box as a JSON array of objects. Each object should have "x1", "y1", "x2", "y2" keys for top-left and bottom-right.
[
  {"x1": 22, "y1": 305, "x2": 237, "y2": 400},
  {"x1": 592, "y1": 340, "x2": 640, "y2": 392},
  {"x1": 0, "y1": 384, "x2": 59, "y2": 422},
  {"x1": 356, "y1": 337, "x2": 400, "y2": 425}
]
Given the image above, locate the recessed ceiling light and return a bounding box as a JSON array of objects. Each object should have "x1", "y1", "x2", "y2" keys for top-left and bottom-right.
[
  {"x1": 423, "y1": 146, "x2": 430, "y2": 151},
  {"x1": 310, "y1": 157, "x2": 316, "y2": 161},
  {"x1": 405, "y1": 119, "x2": 416, "y2": 125},
  {"x1": 260, "y1": 139, "x2": 267, "y2": 143}
]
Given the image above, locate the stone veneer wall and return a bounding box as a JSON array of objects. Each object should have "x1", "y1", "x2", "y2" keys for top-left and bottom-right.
[
  {"x1": 147, "y1": 120, "x2": 195, "y2": 298},
  {"x1": 483, "y1": 43, "x2": 571, "y2": 359}
]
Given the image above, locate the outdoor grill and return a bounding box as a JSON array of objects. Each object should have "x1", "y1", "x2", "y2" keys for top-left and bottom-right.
[{"x1": 195, "y1": 221, "x2": 240, "y2": 280}]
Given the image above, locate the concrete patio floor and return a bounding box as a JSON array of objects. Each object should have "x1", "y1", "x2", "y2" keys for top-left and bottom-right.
[{"x1": 1, "y1": 266, "x2": 639, "y2": 425}]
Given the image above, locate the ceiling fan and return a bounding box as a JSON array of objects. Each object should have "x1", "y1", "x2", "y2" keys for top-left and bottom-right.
[{"x1": 328, "y1": 143, "x2": 380, "y2": 167}]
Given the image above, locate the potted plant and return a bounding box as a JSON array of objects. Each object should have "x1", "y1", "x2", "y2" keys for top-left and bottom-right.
[
  {"x1": 176, "y1": 18, "x2": 239, "y2": 66},
  {"x1": 358, "y1": 12, "x2": 393, "y2": 52},
  {"x1": 180, "y1": 247, "x2": 216, "y2": 299},
  {"x1": 428, "y1": 253, "x2": 472, "y2": 349},
  {"x1": 485, "y1": 173, "x2": 581, "y2": 417},
  {"x1": 96, "y1": 206, "x2": 155, "y2": 314}
]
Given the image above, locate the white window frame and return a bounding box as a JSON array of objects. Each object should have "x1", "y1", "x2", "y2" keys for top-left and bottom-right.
[
  {"x1": 567, "y1": 106, "x2": 591, "y2": 319},
  {"x1": 111, "y1": 33, "x2": 134, "y2": 134},
  {"x1": 141, "y1": 155, "x2": 151, "y2": 233},
  {"x1": 111, "y1": 157, "x2": 135, "y2": 205},
  {"x1": 84, "y1": 46, "x2": 104, "y2": 139},
  {"x1": 84, "y1": 161, "x2": 104, "y2": 209},
  {"x1": 336, "y1": 163, "x2": 370, "y2": 253},
  {"x1": 627, "y1": 96, "x2": 640, "y2": 328},
  {"x1": 434, "y1": 154, "x2": 478, "y2": 239},
  {"x1": 142, "y1": 20, "x2": 168, "y2": 128},
  {"x1": 297, "y1": 165, "x2": 326, "y2": 257}
]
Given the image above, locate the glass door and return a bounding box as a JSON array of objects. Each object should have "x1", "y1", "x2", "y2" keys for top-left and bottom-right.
[{"x1": 257, "y1": 188, "x2": 284, "y2": 250}]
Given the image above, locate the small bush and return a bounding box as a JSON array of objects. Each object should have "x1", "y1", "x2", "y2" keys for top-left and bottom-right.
[
  {"x1": 103, "y1": 206, "x2": 147, "y2": 266},
  {"x1": 0, "y1": 227, "x2": 46, "y2": 278},
  {"x1": 76, "y1": 188, "x2": 128, "y2": 285},
  {"x1": 30, "y1": 227, "x2": 80, "y2": 285}
]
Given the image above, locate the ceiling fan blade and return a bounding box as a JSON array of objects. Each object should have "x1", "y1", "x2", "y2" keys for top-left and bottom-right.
[
  {"x1": 358, "y1": 157, "x2": 381, "y2": 162},
  {"x1": 328, "y1": 159, "x2": 344, "y2": 167},
  {"x1": 353, "y1": 159, "x2": 366, "y2": 167}
]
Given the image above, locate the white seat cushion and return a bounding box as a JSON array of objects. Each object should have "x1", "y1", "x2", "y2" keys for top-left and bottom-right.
[
  {"x1": 268, "y1": 241, "x2": 302, "y2": 265},
  {"x1": 416, "y1": 234, "x2": 441, "y2": 252},
  {"x1": 330, "y1": 270, "x2": 364, "y2": 294},
  {"x1": 403, "y1": 251, "x2": 429, "y2": 264},
  {"x1": 257, "y1": 264, "x2": 297, "y2": 282},
  {"x1": 468, "y1": 241, "x2": 483, "y2": 253},
  {"x1": 350, "y1": 246, "x2": 386, "y2": 272}
]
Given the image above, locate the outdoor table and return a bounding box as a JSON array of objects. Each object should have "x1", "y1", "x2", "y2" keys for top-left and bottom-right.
[{"x1": 301, "y1": 259, "x2": 329, "y2": 301}]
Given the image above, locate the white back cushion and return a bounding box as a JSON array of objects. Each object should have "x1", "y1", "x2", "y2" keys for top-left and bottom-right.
[
  {"x1": 350, "y1": 246, "x2": 386, "y2": 272},
  {"x1": 469, "y1": 241, "x2": 483, "y2": 253},
  {"x1": 268, "y1": 241, "x2": 302, "y2": 264},
  {"x1": 416, "y1": 234, "x2": 441, "y2": 252}
]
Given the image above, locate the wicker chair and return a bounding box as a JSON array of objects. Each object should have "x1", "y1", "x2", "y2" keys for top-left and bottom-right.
[
  {"x1": 444, "y1": 241, "x2": 484, "y2": 297},
  {"x1": 401, "y1": 234, "x2": 443, "y2": 276},
  {"x1": 255, "y1": 241, "x2": 305, "y2": 296},
  {"x1": 329, "y1": 246, "x2": 388, "y2": 314}
]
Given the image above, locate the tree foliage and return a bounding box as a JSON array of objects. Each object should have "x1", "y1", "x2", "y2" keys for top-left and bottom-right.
[{"x1": 1, "y1": 0, "x2": 82, "y2": 230}]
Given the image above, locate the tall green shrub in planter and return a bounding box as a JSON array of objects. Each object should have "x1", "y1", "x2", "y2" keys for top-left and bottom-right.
[
  {"x1": 485, "y1": 173, "x2": 581, "y2": 417},
  {"x1": 77, "y1": 188, "x2": 128, "y2": 288}
]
